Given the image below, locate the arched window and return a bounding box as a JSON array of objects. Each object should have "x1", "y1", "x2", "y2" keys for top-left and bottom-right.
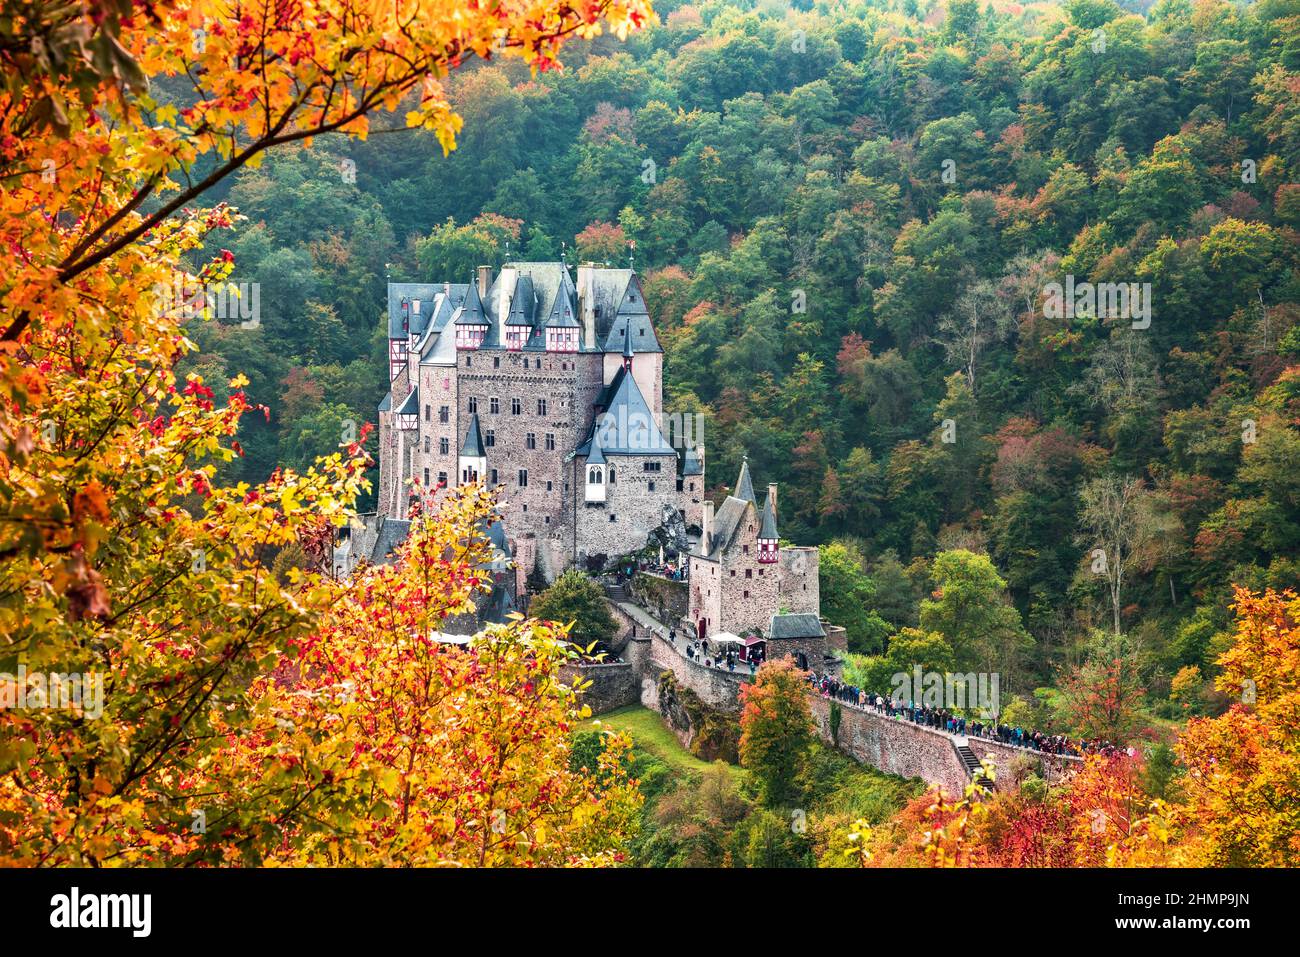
[
  {"x1": 588, "y1": 467, "x2": 603, "y2": 484},
  {"x1": 609, "y1": 468, "x2": 616, "y2": 483}
]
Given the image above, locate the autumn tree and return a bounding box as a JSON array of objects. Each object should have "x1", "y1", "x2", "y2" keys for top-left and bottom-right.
[
  {"x1": 529, "y1": 569, "x2": 619, "y2": 654},
  {"x1": 1076, "y1": 475, "x2": 1168, "y2": 634},
  {"x1": 1057, "y1": 631, "x2": 1147, "y2": 744},
  {"x1": 1176, "y1": 587, "x2": 1300, "y2": 866},
  {"x1": 0, "y1": 0, "x2": 653, "y2": 866},
  {"x1": 739, "y1": 658, "x2": 815, "y2": 809}
]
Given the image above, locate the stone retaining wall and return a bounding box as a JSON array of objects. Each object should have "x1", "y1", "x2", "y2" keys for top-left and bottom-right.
[
  {"x1": 646, "y1": 632, "x2": 750, "y2": 712},
  {"x1": 559, "y1": 660, "x2": 640, "y2": 715},
  {"x1": 808, "y1": 696, "x2": 969, "y2": 797},
  {"x1": 630, "y1": 572, "x2": 689, "y2": 625},
  {"x1": 966, "y1": 737, "x2": 1081, "y2": 790}
]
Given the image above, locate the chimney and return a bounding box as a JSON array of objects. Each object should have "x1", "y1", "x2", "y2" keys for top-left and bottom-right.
[
  {"x1": 768, "y1": 483, "x2": 778, "y2": 517},
  {"x1": 702, "y1": 499, "x2": 714, "y2": 552},
  {"x1": 476, "y1": 265, "x2": 492, "y2": 299}
]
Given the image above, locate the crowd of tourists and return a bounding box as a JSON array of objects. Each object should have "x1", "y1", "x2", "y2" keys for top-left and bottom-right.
[
  {"x1": 807, "y1": 671, "x2": 1123, "y2": 758},
  {"x1": 678, "y1": 632, "x2": 764, "y2": 674}
]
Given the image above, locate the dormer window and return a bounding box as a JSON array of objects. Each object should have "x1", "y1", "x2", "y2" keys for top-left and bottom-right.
[
  {"x1": 506, "y1": 327, "x2": 527, "y2": 350},
  {"x1": 758, "y1": 539, "x2": 778, "y2": 564}
]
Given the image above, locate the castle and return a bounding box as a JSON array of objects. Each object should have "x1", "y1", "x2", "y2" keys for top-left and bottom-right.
[
  {"x1": 343, "y1": 262, "x2": 705, "y2": 595},
  {"x1": 338, "y1": 260, "x2": 821, "y2": 646}
]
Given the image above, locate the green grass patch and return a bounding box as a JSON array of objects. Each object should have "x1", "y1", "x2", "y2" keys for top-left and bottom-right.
[{"x1": 585, "y1": 705, "x2": 743, "y2": 782}]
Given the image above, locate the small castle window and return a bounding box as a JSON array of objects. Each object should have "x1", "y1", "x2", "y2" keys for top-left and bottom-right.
[
  {"x1": 546, "y1": 433, "x2": 555, "y2": 451},
  {"x1": 486, "y1": 430, "x2": 495, "y2": 447},
  {"x1": 423, "y1": 468, "x2": 429, "y2": 485},
  {"x1": 609, "y1": 514, "x2": 617, "y2": 522},
  {"x1": 512, "y1": 398, "x2": 521, "y2": 415},
  {"x1": 493, "y1": 356, "x2": 500, "y2": 368},
  {"x1": 490, "y1": 397, "x2": 499, "y2": 414},
  {"x1": 526, "y1": 433, "x2": 536, "y2": 450},
  {"x1": 440, "y1": 438, "x2": 449, "y2": 455},
  {"x1": 438, "y1": 471, "x2": 447, "y2": 486},
  {"x1": 743, "y1": 590, "x2": 749, "y2": 598},
  {"x1": 609, "y1": 468, "x2": 616, "y2": 483},
  {"x1": 537, "y1": 399, "x2": 548, "y2": 416},
  {"x1": 424, "y1": 437, "x2": 430, "y2": 453},
  {"x1": 648, "y1": 481, "x2": 655, "y2": 492},
  {"x1": 588, "y1": 467, "x2": 603, "y2": 484},
  {"x1": 518, "y1": 469, "x2": 528, "y2": 487},
  {"x1": 439, "y1": 406, "x2": 449, "y2": 423},
  {"x1": 490, "y1": 468, "x2": 498, "y2": 485},
  {"x1": 746, "y1": 569, "x2": 752, "y2": 579},
  {"x1": 468, "y1": 397, "x2": 477, "y2": 414}
]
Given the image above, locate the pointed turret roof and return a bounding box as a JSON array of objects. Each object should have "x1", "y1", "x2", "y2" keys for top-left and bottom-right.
[
  {"x1": 683, "y1": 446, "x2": 703, "y2": 476},
  {"x1": 734, "y1": 457, "x2": 755, "y2": 503},
  {"x1": 759, "y1": 489, "x2": 778, "y2": 540},
  {"x1": 506, "y1": 274, "x2": 536, "y2": 325},
  {"x1": 586, "y1": 440, "x2": 606, "y2": 465},
  {"x1": 459, "y1": 413, "x2": 486, "y2": 458},
  {"x1": 544, "y1": 268, "x2": 580, "y2": 329},
  {"x1": 455, "y1": 275, "x2": 489, "y2": 326},
  {"x1": 575, "y1": 367, "x2": 675, "y2": 458}
]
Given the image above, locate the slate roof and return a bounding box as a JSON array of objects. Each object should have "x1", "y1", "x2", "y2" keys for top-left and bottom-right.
[
  {"x1": 370, "y1": 518, "x2": 411, "y2": 563},
  {"x1": 378, "y1": 390, "x2": 391, "y2": 413},
  {"x1": 695, "y1": 495, "x2": 752, "y2": 560},
  {"x1": 460, "y1": 413, "x2": 486, "y2": 458},
  {"x1": 759, "y1": 490, "x2": 778, "y2": 540},
  {"x1": 574, "y1": 367, "x2": 676, "y2": 459},
  {"x1": 395, "y1": 388, "x2": 418, "y2": 416},
  {"x1": 386, "y1": 283, "x2": 445, "y2": 338},
  {"x1": 387, "y1": 264, "x2": 659, "y2": 356},
  {"x1": 454, "y1": 276, "x2": 489, "y2": 327},
  {"x1": 769, "y1": 613, "x2": 825, "y2": 640},
  {"x1": 734, "y1": 458, "x2": 755, "y2": 503},
  {"x1": 682, "y1": 446, "x2": 704, "y2": 476}
]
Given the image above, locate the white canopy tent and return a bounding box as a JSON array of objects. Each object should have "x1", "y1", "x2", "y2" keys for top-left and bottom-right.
[{"x1": 707, "y1": 632, "x2": 746, "y2": 645}]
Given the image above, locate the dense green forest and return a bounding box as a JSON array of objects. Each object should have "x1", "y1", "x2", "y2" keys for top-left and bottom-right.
[{"x1": 182, "y1": 0, "x2": 1299, "y2": 708}]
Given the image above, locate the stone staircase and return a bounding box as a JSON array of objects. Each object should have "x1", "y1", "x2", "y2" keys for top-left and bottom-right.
[{"x1": 954, "y1": 742, "x2": 989, "y2": 788}]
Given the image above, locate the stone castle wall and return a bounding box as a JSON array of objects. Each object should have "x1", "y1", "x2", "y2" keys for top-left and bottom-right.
[
  {"x1": 559, "y1": 661, "x2": 640, "y2": 715},
  {"x1": 966, "y1": 737, "x2": 1080, "y2": 790},
  {"x1": 808, "y1": 695, "x2": 969, "y2": 797},
  {"x1": 630, "y1": 572, "x2": 689, "y2": 625},
  {"x1": 779, "y1": 546, "x2": 820, "y2": 615}
]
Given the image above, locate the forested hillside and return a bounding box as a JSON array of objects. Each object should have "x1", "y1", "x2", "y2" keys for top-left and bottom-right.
[{"x1": 186, "y1": 0, "x2": 1299, "y2": 701}]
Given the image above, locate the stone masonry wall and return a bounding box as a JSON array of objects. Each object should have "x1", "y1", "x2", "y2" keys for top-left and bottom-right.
[
  {"x1": 630, "y1": 572, "x2": 689, "y2": 625},
  {"x1": 778, "y1": 546, "x2": 820, "y2": 615},
  {"x1": 573, "y1": 452, "x2": 680, "y2": 567},
  {"x1": 808, "y1": 695, "x2": 969, "y2": 797},
  {"x1": 646, "y1": 632, "x2": 749, "y2": 712},
  {"x1": 966, "y1": 737, "x2": 1081, "y2": 790},
  {"x1": 559, "y1": 661, "x2": 640, "y2": 715}
]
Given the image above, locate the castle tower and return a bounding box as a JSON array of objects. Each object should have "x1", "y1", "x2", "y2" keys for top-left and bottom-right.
[{"x1": 758, "y1": 483, "x2": 779, "y2": 564}]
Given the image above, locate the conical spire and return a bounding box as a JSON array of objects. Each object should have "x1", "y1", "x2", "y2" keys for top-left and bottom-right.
[
  {"x1": 734, "y1": 456, "x2": 755, "y2": 503},
  {"x1": 456, "y1": 272, "x2": 487, "y2": 325},
  {"x1": 459, "y1": 413, "x2": 486, "y2": 457},
  {"x1": 759, "y1": 489, "x2": 778, "y2": 540}
]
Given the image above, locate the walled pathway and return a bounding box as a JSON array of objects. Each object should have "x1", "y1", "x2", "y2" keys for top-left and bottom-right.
[{"x1": 604, "y1": 595, "x2": 1082, "y2": 794}]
